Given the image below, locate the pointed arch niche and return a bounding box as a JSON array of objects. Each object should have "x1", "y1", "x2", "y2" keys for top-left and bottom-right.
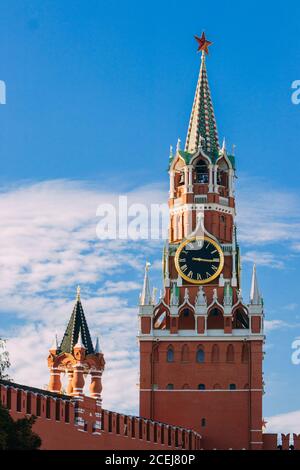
[
  {"x1": 207, "y1": 307, "x2": 224, "y2": 329},
  {"x1": 178, "y1": 307, "x2": 195, "y2": 330},
  {"x1": 217, "y1": 157, "x2": 229, "y2": 194},
  {"x1": 194, "y1": 158, "x2": 209, "y2": 184}
]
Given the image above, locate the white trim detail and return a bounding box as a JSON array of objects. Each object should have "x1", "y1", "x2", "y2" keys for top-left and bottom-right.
[{"x1": 170, "y1": 203, "x2": 235, "y2": 216}]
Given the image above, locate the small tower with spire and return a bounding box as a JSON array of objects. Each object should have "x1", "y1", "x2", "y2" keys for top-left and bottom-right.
[{"x1": 47, "y1": 287, "x2": 105, "y2": 403}]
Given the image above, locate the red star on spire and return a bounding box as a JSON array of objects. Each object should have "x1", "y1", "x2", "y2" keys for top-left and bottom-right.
[{"x1": 194, "y1": 32, "x2": 213, "y2": 55}]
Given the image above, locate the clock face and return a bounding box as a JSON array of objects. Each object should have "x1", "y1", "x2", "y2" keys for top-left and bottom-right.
[{"x1": 174, "y1": 236, "x2": 224, "y2": 285}]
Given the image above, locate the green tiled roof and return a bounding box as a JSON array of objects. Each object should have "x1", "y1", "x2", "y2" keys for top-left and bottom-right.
[{"x1": 59, "y1": 298, "x2": 95, "y2": 355}]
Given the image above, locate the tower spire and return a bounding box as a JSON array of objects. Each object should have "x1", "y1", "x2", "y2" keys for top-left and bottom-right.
[
  {"x1": 59, "y1": 287, "x2": 95, "y2": 354},
  {"x1": 140, "y1": 261, "x2": 151, "y2": 305},
  {"x1": 185, "y1": 33, "x2": 219, "y2": 158},
  {"x1": 250, "y1": 264, "x2": 262, "y2": 305}
]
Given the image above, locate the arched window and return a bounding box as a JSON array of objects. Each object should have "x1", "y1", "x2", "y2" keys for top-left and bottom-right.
[
  {"x1": 166, "y1": 384, "x2": 174, "y2": 390},
  {"x1": 201, "y1": 418, "x2": 206, "y2": 427},
  {"x1": 229, "y1": 383, "x2": 236, "y2": 390},
  {"x1": 196, "y1": 347, "x2": 205, "y2": 363},
  {"x1": 198, "y1": 384, "x2": 206, "y2": 390},
  {"x1": 167, "y1": 346, "x2": 174, "y2": 363},
  {"x1": 226, "y1": 344, "x2": 235, "y2": 363},
  {"x1": 211, "y1": 344, "x2": 220, "y2": 363},
  {"x1": 242, "y1": 343, "x2": 249, "y2": 363},
  {"x1": 217, "y1": 159, "x2": 229, "y2": 187},
  {"x1": 181, "y1": 344, "x2": 190, "y2": 362},
  {"x1": 195, "y1": 159, "x2": 209, "y2": 184},
  {"x1": 207, "y1": 308, "x2": 224, "y2": 329}
]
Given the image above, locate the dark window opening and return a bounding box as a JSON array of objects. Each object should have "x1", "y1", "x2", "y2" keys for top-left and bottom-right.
[
  {"x1": 167, "y1": 347, "x2": 174, "y2": 363},
  {"x1": 195, "y1": 160, "x2": 209, "y2": 184},
  {"x1": 196, "y1": 348, "x2": 205, "y2": 363},
  {"x1": 198, "y1": 384, "x2": 206, "y2": 390},
  {"x1": 229, "y1": 383, "x2": 237, "y2": 390}
]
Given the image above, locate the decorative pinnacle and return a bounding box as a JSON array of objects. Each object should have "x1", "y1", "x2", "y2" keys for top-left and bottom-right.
[
  {"x1": 194, "y1": 32, "x2": 213, "y2": 55},
  {"x1": 50, "y1": 334, "x2": 59, "y2": 352},
  {"x1": 76, "y1": 285, "x2": 81, "y2": 301},
  {"x1": 140, "y1": 261, "x2": 151, "y2": 305},
  {"x1": 74, "y1": 327, "x2": 86, "y2": 349},
  {"x1": 222, "y1": 137, "x2": 226, "y2": 153},
  {"x1": 94, "y1": 337, "x2": 101, "y2": 354}
]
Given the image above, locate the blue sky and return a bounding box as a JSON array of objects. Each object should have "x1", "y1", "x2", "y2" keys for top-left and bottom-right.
[{"x1": 0, "y1": 1, "x2": 300, "y2": 432}]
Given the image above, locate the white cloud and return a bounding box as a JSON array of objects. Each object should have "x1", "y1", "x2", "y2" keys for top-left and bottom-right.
[
  {"x1": 242, "y1": 250, "x2": 284, "y2": 269},
  {"x1": 237, "y1": 177, "x2": 300, "y2": 247},
  {"x1": 266, "y1": 409, "x2": 300, "y2": 434},
  {"x1": 100, "y1": 281, "x2": 141, "y2": 295},
  {"x1": 264, "y1": 319, "x2": 300, "y2": 333},
  {"x1": 1, "y1": 176, "x2": 300, "y2": 417},
  {"x1": 0, "y1": 179, "x2": 166, "y2": 415}
]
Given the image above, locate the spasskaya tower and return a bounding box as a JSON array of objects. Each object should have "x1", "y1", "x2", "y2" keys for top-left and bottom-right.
[{"x1": 138, "y1": 33, "x2": 265, "y2": 450}]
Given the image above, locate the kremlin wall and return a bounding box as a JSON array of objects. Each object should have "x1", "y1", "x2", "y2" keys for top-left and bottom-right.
[{"x1": 0, "y1": 379, "x2": 201, "y2": 450}]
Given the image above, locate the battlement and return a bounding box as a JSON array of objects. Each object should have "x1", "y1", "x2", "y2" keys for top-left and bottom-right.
[
  {"x1": 0, "y1": 380, "x2": 201, "y2": 450},
  {"x1": 263, "y1": 433, "x2": 300, "y2": 450}
]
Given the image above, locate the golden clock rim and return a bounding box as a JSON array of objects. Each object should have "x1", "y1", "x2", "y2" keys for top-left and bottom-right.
[{"x1": 174, "y1": 236, "x2": 224, "y2": 285}]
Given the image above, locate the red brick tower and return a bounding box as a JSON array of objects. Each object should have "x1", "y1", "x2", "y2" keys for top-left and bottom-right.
[{"x1": 138, "y1": 34, "x2": 265, "y2": 450}]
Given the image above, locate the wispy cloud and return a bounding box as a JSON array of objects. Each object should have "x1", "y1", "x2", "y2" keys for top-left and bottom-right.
[
  {"x1": 237, "y1": 177, "x2": 300, "y2": 248},
  {"x1": 264, "y1": 319, "x2": 300, "y2": 333},
  {"x1": 242, "y1": 250, "x2": 285, "y2": 269}
]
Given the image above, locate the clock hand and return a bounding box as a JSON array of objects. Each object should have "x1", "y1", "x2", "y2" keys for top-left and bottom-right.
[{"x1": 192, "y1": 257, "x2": 220, "y2": 262}]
